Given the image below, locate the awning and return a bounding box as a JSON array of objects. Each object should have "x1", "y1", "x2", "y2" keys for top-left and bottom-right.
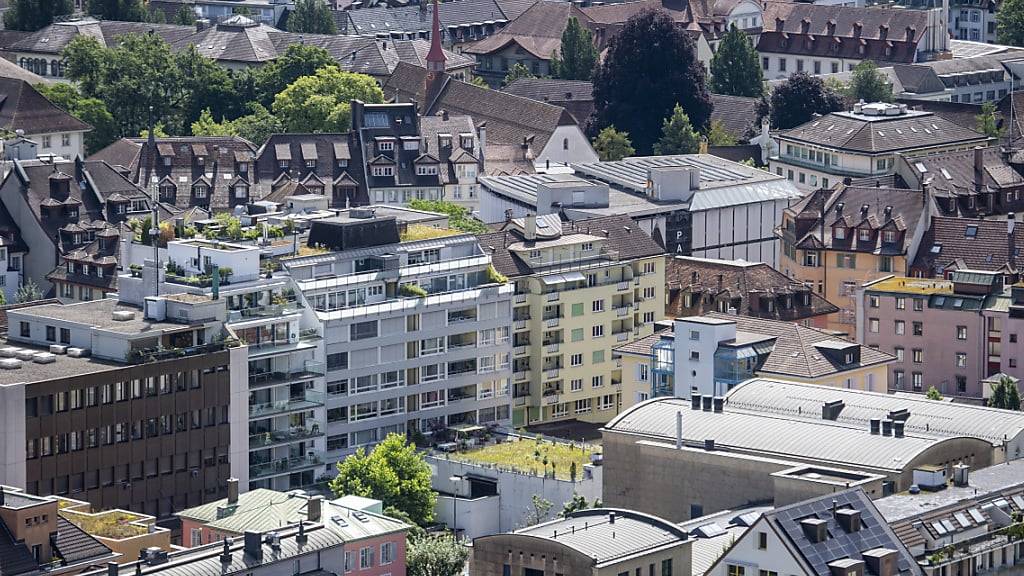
[
  {"x1": 539, "y1": 271, "x2": 585, "y2": 286},
  {"x1": 274, "y1": 143, "x2": 292, "y2": 161},
  {"x1": 562, "y1": 271, "x2": 586, "y2": 283}
]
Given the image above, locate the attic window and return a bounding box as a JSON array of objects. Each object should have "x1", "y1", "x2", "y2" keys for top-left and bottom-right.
[
  {"x1": 930, "y1": 243, "x2": 942, "y2": 254},
  {"x1": 416, "y1": 165, "x2": 438, "y2": 176},
  {"x1": 196, "y1": 156, "x2": 205, "y2": 165},
  {"x1": 372, "y1": 166, "x2": 394, "y2": 177},
  {"x1": 883, "y1": 230, "x2": 896, "y2": 243},
  {"x1": 965, "y1": 225, "x2": 978, "y2": 237},
  {"x1": 858, "y1": 229, "x2": 871, "y2": 241},
  {"x1": 163, "y1": 157, "x2": 171, "y2": 167},
  {"x1": 194, "y1": 185, "x2": 208, "y2": 198},
  {"x1": 378, "y1": 141, "x2": 395, "y2": 152},
  {"x1": 306, "y1": 159, "x2": 316, "y2": 168},
  {"x1": 833, "y1": 227, "x2": 846, "y2": 240}
]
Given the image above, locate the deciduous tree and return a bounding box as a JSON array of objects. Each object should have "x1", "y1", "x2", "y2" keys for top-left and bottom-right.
[
  {"x1": 592, "y1": 8, "x2": 712, "y2": 154},
  {"x1": 977, "y1": 101, "x2": 1004, "y2": 139},
  {"x1": 503, "y1": 63, "x2": 534, "y2": 87},
  {"x1": 3, "y1": 0, "x2": 73, "y2": 32},
  {"x1": 760, "y1": 72, "x2": 845, "y2": 130},
  {"x1": 254, "y1": 44, "x2": 337, "y2": 107},
  {"x1": 998, "y1": 0, "x2": 1024, "y2": 47},
  {"x1": 35, "y1": 83, "x2": 118, "y2": 153},
  {"x1": 709, "y1": 24, "x2": 763, "y2": 97},
  {"x1": 87, "y1": 0, "x2": 146, "y2": 22},
  {"x1": 287, "y1": 0, "x2": 337, "y2": 34},
  {"x1": 406, "y1": 535, "x2": 467, "y2": 576},
  {"x1": 173, "y1": 4, "x2": 197, "y2": 25},
  {"x1": 592, "y1": 126, "x2": 635, "y2": 161},
  {"x1": 848, "y1": 60, "x2": 893, "y2": 103},
  {"x1": 273, "y1": 67, "x2": 383, "y2": 132},
  {"x1": 550, "y1": 17, "x2": 598, "y2": 81},
  {"x1": 705, "y1": 120, "x2": 737, "y2": 146}
]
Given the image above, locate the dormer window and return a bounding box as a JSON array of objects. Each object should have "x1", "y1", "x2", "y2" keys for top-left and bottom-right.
[
  {"x1": 160, "y1": 184, "x2": 176, "y2": 200},
  {"x1": 378, "y1": 140, "x2": 394, "y2": 152},
  {"x1": 67, "y1": 207, "x2": 78, "y2": 219},
  {"x1": 416, "y1": 165, "x2": 438, "y2": 176},
  {"x1": 131, "y1": 200, "x2": 146, "y2": 212},
  {"x1": 833, "y1": 226, "x2": 846, "y2": 240},
  {"x1": 234, "y1": 185, "x2": 248, "y2": 199},
  {"x1": 278, "y1": 159, "x2": 289, "y2": 170},
  {"x1": 114, "y1": 204, "x2": 125, "y2": 214},
  {"x1": 238, "y1": 162, "x2": 248, "y2": 173},
  {"x1": 338, "y1": 159, "x2": 348, "y2": 168},
  {"x1": 461, "y1": 136, "x2": 473, "y2": 149},
  {"x1": 194, "y1": 185, "x2": 208, "y2": 198},
  {"x1": 439, "y1": 136, "x2": 452, "y2": 148},
  {"x1": 163, "y1": 157, "x2": 171, "y2": 167},
  {"x1": 372, "y1": 166, "x2": 394, "y2": 177},
  {"x1": 882, "y1": 230, "x2": 896, "y2": 243},
  {"x1": 305, "y1": 159, "x2": 316, "y2": 169},
  {"x1": 196, "y1": 156, "x2": 205, "y2": 165},
  {"x1": 73, "y1": 233, "x2": 81, "y2": 244},
  {"x1": 66, "y1": 261, "x2": 72, "y2": 273},
  {"x1": 845, "y1": 352, "x2": 855, "y2": 364},
  {"x1": 858, "y1": 228, "x2": 871, "y2": 241}
]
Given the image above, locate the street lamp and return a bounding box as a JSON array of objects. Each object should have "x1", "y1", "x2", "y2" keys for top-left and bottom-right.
[{"x1": 449, "y1": 475, "x2": 464, "y2": 540}]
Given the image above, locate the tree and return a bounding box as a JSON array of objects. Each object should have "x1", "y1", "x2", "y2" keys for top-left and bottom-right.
[
  {"x1": 560, "y1": 493, "x2": 590, "y2": 517},
  {"x1": 173, "y1": 4, "x2": 197, "y2": 25},
  {"x1": 273, "y1": 67, "x2": 383, "y2": 133},
  {"x1": 926, "y1": 386, "x2": 943, "y2": 401},
  {"x1": 709, "y1": 24, "x2": 763, "y2": 97},
  {"x1": 848, "y1": 61, "x2": 893, "y2": 103},
  {"x1": 653, "y1": 104, "x2": 700, "y2": 155},
  {"x1": 407, "y1": 199, "x2": 488, "y2": 233},
  {"x1": 330, "y1": 433, "x2": 436, "y2": 526},
  {"x1": 406, "y1": 535, "x2": 467, "y2": 576},
  {"x1": 35, "y1": 83, "x2": 118, "y2": 154},
  {"x1": 592, "y1": 8, "x2": 711, "y2": 154},
  {"x1": 469, "y1": 76, "x2": 489, "y2": 87},
  {"x1": 62, "y1": 36, "x2": 107, "y2": 99},
  {"x1": 760, "y1": 72, "x2": 845, "y2": 130},
  {"x1": 705, "y1": 120, "x2": 737, "y2": 146},
  {"x1": 175, "y1": 44, "x2": 236, "y2": 131},
  {"x1": 592, "y1": 126, "x2": 635, "y2": 161},
  {"x1": 977, "y1": 101, "x2": 1004, "y2": 139},
  {"x1": 550, "y1": 17, "x2": 598, "y2": 81},
  {"x1": 998, "y1": 0, "x2": 1024, "y2": 47},
  {"x1": 3, "y1": 0, "x2": 73, "y2": 32},
  {"x1": 989, "y1": 376, "x2": 1021, "y2": 410},
  {"x1": 1008, "y1": 381, "x2": 1022, "y2": 411},
  {"x1": 287, "y1": 0, "x2": 337, "y2": 33},
  {"x1": 191, "y1": 104, "x2": 282, "y2": 144},
  {"x1": 254, "y1": 44, "x2": 337, "y2": 107},
  {"x1": 87, "y1": 0, "x2": 146, "y2": 21},
  {"x1": 15, "y1": 279, "x2": 43, "y2": 304},
  {"x1": 523, "y1": 494, "x2": 553, "y2": 526},
  {"x1": 502, "y1": 63, "x2": 534, "y2": 87},
  {"x1": 382, "y1": 506, "x2": 426, "y2": 541}
]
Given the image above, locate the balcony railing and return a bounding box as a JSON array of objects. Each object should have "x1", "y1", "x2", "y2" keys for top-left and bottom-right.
[
  {"x1": 514, "y1": 319, "x2": 528, "y2": 330},
  {"x1": 615, "y1": 306, "x2": 630, "y2": 317},
  {"x1": 229, "y1": 302, "x2": 303, "y2": 322},
  {"x1": 546, "y1": 292, "x2": 560, "y2": 302},
  {"x1": 546, "y1": 318, "x2": 560, "y2": 328},
  {"x1": 514, "y1": 346, "x2": 528, "y2": 356},
  {"x1": 249, "y1": 361, "x2": 325, "y2": 388},
  {"x1": 545, "y1": 343, "x2": 560, "y2": 354},
  {"x1": 514, "y1": 370, "x2": 530, "y2": 381},
  {"x1": 249, "y1": 390, "x2": 325, "y2": 418},
  {"x1": 614, "y1": 331, "x2": 630, "y2": 342},
  {"x1": 249, "y1": 425, "x2": 324, "y2": 449},
  {"x1": 617, "y1": 281, "x2": 629, "y2": 291},
  {"x1": 515, "y1": 294, "x2": 528, "y2": 304},
  {"x1": 249, "y1": 453, "x2": 324, "y2": 480},
  {"x1": 127, "y1": 341, "x2": 227, "y2": 364}
]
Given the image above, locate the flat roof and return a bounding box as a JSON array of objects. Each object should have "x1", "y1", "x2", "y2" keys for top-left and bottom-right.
[
  {"x1": 0, "y1": 341, "x2": 123, "y2": 385},
  {"x1": 874, "y1": 459, "x2": 1024, "y2": 522},
  {"x1": 865, "y1": 276, "x2": 954, "y2": 295},
  {"x1": 726, "y1": 378, "x2": 1024, "y2": 447},
  {"x1": 328, "y1": 205, "x2": 449, "y2": 224},
  {"x1": 11, "y1": 299, "x2": 192, "y2": 335}
]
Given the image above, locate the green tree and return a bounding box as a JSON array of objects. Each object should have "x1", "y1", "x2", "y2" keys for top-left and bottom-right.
[
  {"x1": 406, "y1": 535, "x2": 467, "y2": 576},
  {"x1": 998, "y1": 0, "x2": 1024, "y2": 47},
  {"x1": 15, "y1": 279, "x2": 43, "y2": 304},
  {"x1": 976, "y1": 102, "x2": 1004, "y2": 139},
  {"x1": 35, "y1": 83, "x2": 118, "y2": 154},
  {"x1": 173, "y1": 4, "x2": 197, "y2": 25},
  {"x1": 759, "y1": 72, "x2": 845, "y2": 130},
  {"x1": 87, "y1": 0, "x2": 146, "y2": 21},
  {"x1": 62, "y1": 36, "x2": 107, "y2": 98},
  {"x1": 653, "y1": 104, "x2": 700, "y2": 155},
  {"x1": 190, "y1": 108, "x2": 235, "y2": 136},
  {"x1": 192, "y1": 104, "x2": 282, "y2": 144},
  {"x1": 592, "y1": 125, "x2": 635, "y2": 161},
  {"x1": 503, "y1": 63, "x2": 534, "y2": 87},
  {"x1": 848, "y1": 61, "x2": 893, "y2": 103},
  {"x1": 926, "y1": 386, "x2": 943, "y2": 401},
  {"x1": 175, "y1": 44, "x2": 236, "y2": 130},
  {"x1": 550, "y1": 17, "x2": 598, "y2": 81},
  {"x1": 254, "y1": 44, "x2": 337, "y2": 107},
  {"x1": 709, "y1": 24, "x2": 763, "y2": 97},
  {"x1": 382, "y1": 506, "x2": 426, "y2": 541},
  {"x1": 989, "y1": 376, "x2": 1021, "y2": 409},
  {"x1": 524, "y1": 494, "x2": 553, "y2": 526},
  {"x1": 560, "y1": 493, "x2": 589, "y2": 517},
  {"x1": 330, "y1": 433, "x2": 436, "y2": 526},
  {"x1": 146, "y1": 8, "x2": 167, "y2": 23},
  {"x1": 1008, "y1": 381, "x2": 1022, "y2": 411},
  {"x1": 705, "y1": 120, "x2": 737, "y2": 146},
  {"x1": 407, "y1": 199, "x2": 488, "y2": 233},
  {"x1": 3, "y1": 0, "x2": 73, "y2": 32},
  {"x1": 273, "y1": 67, "x2": 383, "y2": 133},
  {"x1": 593, "y1": 8, "x2": 711, "y2": 154},
  {"x1": 469, "y1": 76, "x2": 489, "y2": 87},
  {"x1": 287, "y1": 0, "x2": 337, "y2": 33}
]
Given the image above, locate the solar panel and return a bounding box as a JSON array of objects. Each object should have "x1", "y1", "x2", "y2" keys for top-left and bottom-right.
[
  {"x1": 736, "y1": 512, "x2": 762, "y2": 527},
  {"x1": 931, "y1": 521, "x2": 948, "y2": 535},
  {"x1": 969, "y1": 508, "x2": 986, "y2": 523},
  {"x1": 954, "y1": 512, "x2": 972, "y2": 527},
  {"x1": 696, "y1": 523, "x2": 726, "y2": 538},
  {"x1": 941, "y1": 519, "x2": 956, "y2": 532},
  {"x1": 995, "y1": 499, "x2": 1010, "y2": 509},
  {"x1": 1013, "y1": 496, "x2": 1024, "y2": 510}
]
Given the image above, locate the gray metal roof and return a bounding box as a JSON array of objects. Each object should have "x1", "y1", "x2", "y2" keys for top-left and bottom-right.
[
  {"x1": 726, "y1": 378, "x2": 1024, "y2": 447},
  {"x1": 603, "y1": 397, "x2": 967, "y2": 472},
  {"x1": 874, "y1": 459, "x2": 1024, "y2": 522},
  {"x1": 512, "y1": 508, "x2": 689, "y2": 567}
]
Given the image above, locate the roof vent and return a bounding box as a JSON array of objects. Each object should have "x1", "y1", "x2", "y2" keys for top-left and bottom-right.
[
  {"x1": 15, "y1": 349, "x2": 36, "y2": 361},
  {"x1": 67, "y1": 347, "x2": 90, "y2": 358},
  {"x1": 112, "y1": 310, "x2": 136, "y2": 321},
  {"x1": 0, "y1": 347, "x2": 22, "y2": 357},
  {"x1": 49, "y1": 345, "x2": 67, "y2": 354},
  {"x1": 953, "y1": 463, "x2": 970, "y2": 487},
  {"x1": 32, "y1": 352, "x2": 56, "y2": 364},
  {"x1": 835, "y1": 508, "x2": 862, "y2": 533},
  {"x1": 0, "y1": 358, "x2": 22, "y2": 369}
]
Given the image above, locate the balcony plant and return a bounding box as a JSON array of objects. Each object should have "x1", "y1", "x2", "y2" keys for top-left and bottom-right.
[
  {"x1": 485, "y1": 264, "x2": 507, "y2": 284},
  {"x1": 129, "y1": 264, "x2": 142, "y2": 277},
  {"x1": 400, "y1": 283, "x2": 428, "y2": 298}
]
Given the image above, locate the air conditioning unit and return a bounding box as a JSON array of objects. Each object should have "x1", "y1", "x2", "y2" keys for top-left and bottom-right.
[
  {"x1": 0, "y1": 358, "x2": 22, "y2": 369},
  {"x1": 32, "y1": 353, "x2": 56, "y2": 364},
  {"x1": 66, "y1": 347, "x2": 91, "y2": 358},
  {"x1": 49, "y1": 345, "x2": 67, "y2": 354}
]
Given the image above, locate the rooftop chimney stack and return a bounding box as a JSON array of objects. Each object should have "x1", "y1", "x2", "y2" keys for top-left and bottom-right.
[
  {"x1": 243, "y1": 531, "x2": 263, "y2": 561},
  {"x1": 107, "y1": 562, "x2": 118, "y2": 576},
  {"x1": 227, "y1": 478, "x2": 239, "y2": 504},
  {"x1": 307, "y1": 495, "x2": 323, "y2": 523},
  {"x1": 676, "y1": 411, "x2": 683, "y2": 449},
  {"x1": 609, "y1": 512, "x2": 616, "y2": 524},
  {"x1": 1009, "y1": 212, "x2": 1016, "y2": 236},
  {"x1": 524, "y1": 213, "x2": 537, "y2": 241}
]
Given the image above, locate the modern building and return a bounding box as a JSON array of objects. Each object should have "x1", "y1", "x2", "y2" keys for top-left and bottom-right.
[
  {"x1": 481, "y1": 155, "x2": 804, "y2": 267},
  {"x1": 770, "y1": 102, "x2": 989, "y2": 191},
  {"x1": 283, "y1": 210, "x2": 514, "y2": 458},
  {"x1": 472, "y1": 508, "x2": 692, "y2": 576},
  {"x1": 664, "y1": 256, "x2": 839, "y2": 323},
  {"x1": 614, "y1": 314, "x2": 893, "y2": 406},
  {"x1": 777, "y1": 184, "x2": 933, "y2": 334},
  {"x1": 758, "y1": 2, "x2": 949, "y2": 80},
  {"x1": 177, "y1": 481, "x2": 409, "y2": 569},
  {"x1": 0, "y1": 78, "x2": 91, "y2": 160},
  {"x1": 0, "y1": 295, "x2": 246, "y2": 519},
  {"x1": 874, "y1": 459, "x2": 1024, "y2": 576},
  {"x1": 710, "y1": 488, "x2": 923, "y2": 576},
  {"x1": 478, "y1": 213, "x2": 664, "y2": 427},
  {"x1": 601, "y1": 392, "x2": 995, "y2": 521}
]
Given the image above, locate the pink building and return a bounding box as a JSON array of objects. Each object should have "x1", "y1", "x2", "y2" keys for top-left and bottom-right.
[{"x1": 178, "y1": 480, "x2": 408, "y2": 576}]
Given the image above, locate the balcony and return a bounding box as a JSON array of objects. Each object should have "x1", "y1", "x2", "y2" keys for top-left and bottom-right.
[
  {"x1": 617, "y1": 281, "x2": 629, "y2": 291},
  {"x1": 514, "y1": 319, "x2": 529, "y2": 330},
  {"x1": 448, "y1": 334, "x2": 477, "y2": 350},
  {"x1": 545, "y1": 368, "x2": 560, "y2": 379},
  {"x1": 514, "y1": 346, "x2": 528, "y2": 356},
  {"x1": 249, "y1": 361, "x2": 325, "y2": 388},
  {"x1": 249, "y1": 425, "x2": 324, "y2": 449},
  {"x1": 514, "y1": 370, "x2": 530, "y2": 381},
  {"x1": 229, "y1": 302, "x2": 303, "y2": 323},
  {"x1": 546, "y1": 292, "x2": 560, "y2": 302},
  {"x1": 249, "y1": 390, "x2": 325, "y2": 418},
  {"x1": 249, "y1": 453, "x2": 324, "y2": 480},
  {"x1": 615, "y1": 306, "x2": 630, "y2": 317},
  {"x1": 545, "y1": 317, "x2": 560, "y2": 328},
  {"x1": 515, "y1": 294, "x2": 528, "y2": 304},
  {"x1": 545, "y1": 343, "x2": 560, "y2": 354},
  {"x1": 614, "y1": 331, "x2": 630, "y2": 342}
]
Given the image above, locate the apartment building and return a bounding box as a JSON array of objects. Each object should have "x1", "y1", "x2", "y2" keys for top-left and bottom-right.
[
  {"x1": 283, "y1": 209, "x2": 513, "y2": 459},
  {"x1": 477, "y1": 213, "x2": 665, "y2": 427},
  {"x1": 0, "y1": 295, "x2": 247, "y2": 519},
  {"x1": 117, "y1": 238, "x2": 327, "y2": 493},
  {"x1": 894, "y1": 147, "x2": 1024, "y2": 218},
  {"x1": 770, "y1": 102, "x2": 988, "y2": 191},
  {"x1": 778, "y1": 184, "x2": 933, "y2": 334}
]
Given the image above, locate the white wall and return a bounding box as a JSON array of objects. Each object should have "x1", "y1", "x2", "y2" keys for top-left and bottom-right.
[
  {"x1": 31, "y1": 131, "x2": 85, "y2": 161},
  {"x1": 673, "y1": 318, "x2": 736, "y2": 398},
  {"x1": 690, "y1": 200, "x2": 789, "y2": 268},
  {"x1": 0, "y1": 382, "x2": 27, "y2": 490},
  {"x1": 228, "y1": 344, "x2": 251, "y2": 491},
  {"x1": 536, "y1": 126, "x2": 599, "y2": 169},
  {"x1": 435, "y1": 494, "x2": 500, "y2": 540},
  {"x1": 711, "y1": 517, "x2": 807, "y2": 576}
]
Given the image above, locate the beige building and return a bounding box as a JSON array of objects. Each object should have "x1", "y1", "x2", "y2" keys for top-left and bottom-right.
[
  {"x1": 479, "y1": 213, "x2": 666, "y2": 427},
  {"x1": 472, "y1": 508, "x2": 692, "y2": 576}
]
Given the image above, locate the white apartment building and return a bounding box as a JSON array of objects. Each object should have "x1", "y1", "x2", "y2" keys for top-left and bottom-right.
[{"x1": 283, "y1": 209, "x2": 513, "y2": 460}]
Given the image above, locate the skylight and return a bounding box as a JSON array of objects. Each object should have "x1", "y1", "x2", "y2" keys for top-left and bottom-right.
[
  {"x1": 965, "y1": 225, "x2": 978, "y2": 237},
  {"x1": 930, "y1": 243, "x2": 942, "y2": 254},
  {"x1": 941, "y1": 168, "x2": 952, "y2": 180},
  {"x1": 916, "y1": 162, "x2": 928, "y2": 173}
]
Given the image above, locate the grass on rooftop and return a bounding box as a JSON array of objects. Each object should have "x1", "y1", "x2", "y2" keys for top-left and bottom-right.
[
  {"x1": 63, "y1": 510, "x2": 148, "y2": 539},
  {"x1": 452, "y1": 437, "x2": 598, "y2": 481},
  {"x1": 400, "y1": 224, "x2": 459, "y2": 242}
]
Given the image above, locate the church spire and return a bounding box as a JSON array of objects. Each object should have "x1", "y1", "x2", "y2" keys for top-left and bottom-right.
[{"x1": 425, "y1": 0, "x2": 446, "y2": 72}]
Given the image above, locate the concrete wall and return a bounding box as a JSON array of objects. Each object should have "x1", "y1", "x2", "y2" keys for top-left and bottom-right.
[
  {"x1": 536, "y1": 125, "x2": 599, "y2": 169},
  {"x1": 434, "y1": 493, "x2": 500, "y2": 541},
  {"x1": 228, "y1": 344, "x2": 250, "y2": 491},
  {"x1": 0, "y1": 382, "x2": 27, "y2": 489}
]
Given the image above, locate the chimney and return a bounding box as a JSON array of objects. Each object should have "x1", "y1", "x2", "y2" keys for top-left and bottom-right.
[
  {"x1": 477, "y1": 121, "x2": 487, "y2": 171},
  {"x1": 882, "y1": 419, "x2": 893, "y2": 436},
  {"x1": 1009, "y1": 213, "x2": 1016, "y2": 236},
  {"x1": 775, "y1": 16, "x2": 785, "y2": 30},
  {"x1": 442, "y1": 109, "x2": 449, "y2": 121},
  {"x1": 905, "y1": 25, "x2": 915, "y2": 41},
  {"x1": 676, "y1": 410, "x2": 683, "y2": 449},
  {"x1": 863, "y1": 548, "x2": 898, "y2": 576},
  {"x1": 826, "y1": 19, "x2": 836, "y2": 35},
  {"x1": 870, "y1": 418, "x2": 881, "y2": 434},
  {"x1": 307, "y1": 495, "x2": 323, "y2": 522},
  {"x1": 227, "y1": 478, "x2": 239, "y2": 504},
  {"x1": 878, "y1": 24, "x2": 888, "y2": 40},
  {"x1": 800, "y1": 17, "x2": 810, "y2": 33},
  {"x1": 219, "y1": 538, "x2": 232, "y2": 564},
  {"x1": 702, "y1": 396, "x2": 713, "y2": 411},
  {"x1": 712, "y1": 397, "x2": 724, "y2": 413},
  {"x1": 953, "y1": 463, "x2": 970, "y2": 486},
  {"x1": 243, "y1": 531, "x2": 263, "y2": 561},
  {"x1": 704, "y1": 439, "x2": 716, "y2": 451},
  {"x1": 835, "y1": 508, "x2": 862, "y2": 532},
  {"x1": 801, "y1": 518, "x2": 828, "y2": 543},
  {"x1": 975, "y1": 146, "x2": 985, "y2": 181},
  {"x1": 691, "y1": 393, "x2": 702, "y2": 410},
  {"x1": 853, "y1": 21, "x2": 863, "y2": 37},
  {"x1": 609, "y1": 512, "x2": 616, "y2": 524},
  {"x1": 893, "y1": 421, "x2": 905, "y2": 438},
  {"x1": 107, "y1": 562, "x2": 118, "y2": 576},
  {"x1": 524, "y1": 213, "x2": 537, "y2": 241}
]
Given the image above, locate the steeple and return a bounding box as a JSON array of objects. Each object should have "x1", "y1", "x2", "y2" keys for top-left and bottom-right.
[{"x1": 425, "y1": 0, "x2": 446, "y2": 73}]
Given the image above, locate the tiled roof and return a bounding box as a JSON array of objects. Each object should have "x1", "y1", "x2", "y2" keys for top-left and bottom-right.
[
  {"x1": 478, "y1": 213, "x2": 664, "y2": 277},
  {"x1": 419, "y1": 113, "x2": 480, "y2": 185},
  {"x1": 665, "y1": 256, "x2": 839, "y2": 321},
  {"x1": 892, "y1": 64, "x2": 947, "y2": 95},
  {"x1": 710, "y1": 93, "x2": 759, "y2": 140},
  {"x1": 911, "y1": 215, "x2": 1024, "y2": 276},
  {"x1": 5, "y1": 19, "x2": 195, "y2": 55},
  {"x1": 337, "y1": 0, "x2": 514, "y2": 37},
  {"x1": 52, "y1": 516, "x2": 114, "y2": 565},
  {"x1": 463, "y1": 0, "x2": 591, "y2": 59},
  {"x1": 777, "y1": 109, "x2": 987, "y2": 153},
  {"x1": 0, "y1": 56, "x2": 46, "y2": 84},
  {"x1": 0, "y1": 77, "x2": 91, "y2": 136},
  {"x1": 902, "y1": 147, "x2": 1024, "y2": 199},
  {"x1": 502, "y1": 78, "x2": 593, "y2": 103},
  {"x1": 897, "y1": 99, "x2": 988, "y2": 132}
]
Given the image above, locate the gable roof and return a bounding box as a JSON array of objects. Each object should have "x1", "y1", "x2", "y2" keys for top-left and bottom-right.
[
  {"x1": 337, "y1": 0, "x2": 515, "y2": 37},
  {"x1": 502, "y1": 78, "x2": 593, "y2": 103},
  {"x1": 777, "y1": 108, "x2": 987, "y2": 154},
  {"x1": 5, "y1": 19, "x2": 196, "y2": 55},
  {"x1": 463, "y1": 0, "x2": 591, "y2": 59},
  {"x1": 710, "y1": 93, "x2": 759, "y2": 140},
  {"x1": 0, "y1": 77, "x2": 91, "y2": 136},
  {"x1": 911, "y1": 215, "x2": 1024, "y2": 275}
]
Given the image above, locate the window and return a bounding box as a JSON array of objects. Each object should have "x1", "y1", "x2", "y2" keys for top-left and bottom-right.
[
  {"x1": 571, "y1": 353, "x2": 583, "y2": 367},
  {"x1": 42, "y1": 135, "x2": 51, "y2": 148},
  {"x1": 895, "y1": 320, "x2": 905, "y2": 335},
  {"x1": 45, "y1": 326, "x2": 55, "y2": 342},
  {"x1": 912, "y1": 372, "x2": 923, "y2": 391},
  {"x1": 20, "y1": 321, "x2": 29, "y2": 338},
  {"x1": 913, "y1": 349, "x2": 923, "y2": 363},
  {"x1": 913, "y1": 321, "x2": 923, "y2": 336},
  {"x1": 61, "y1": 134, "x2": 70, "y2": 147},
  {"x1": 351, "y1": 320, "x2": 377, "y2": 340},
  {"x1": 344, "y1": 552, "x2": 353, "y2": 573},
  {"x1": 803, "y1": 251, "x2": 820, "y2": 267},
  {"x1": 571, "y1": 303, "x2": 584, "y2": 317},
  {"x1": 957, "y1": 352, "x2": 967, "y2": 368},
  {"x1": 869, "y1": 295, "x2": 879, "y2": 308},
  {"x1": 592, "y1": 325, "x2": 604, "y2": 338},
  {"x1": 574, "y1": 398, "x2": 591, "y2": 414},
  {"x1": 869, "y1": 318, "x2": 879, "y2": 333},
  {"x1": 895, "y1": 297, "x2": 905, "y2": 310},
  {"x1": 758, "y1": 531, "x2": 768, "y2": 549},
  {"x1": 894, "y1": 369, "x2": 905, "y2": 388},
  {"x1": 592, "y1": 350, "x2": 605, "y2": 364},
  {"x1": 957, "y1": 325, "x2": 967, "y2": 340},
  {"x1": 956, "y1": 374, "x2": 967, "y2": 393},
  {"x1": 570, "y1": 378, "x2": 582, "y2": 392},
  {"x1": 380, "y1": 542, "x2": 395, "y2": 565},
  {"x1": 190, "y1": 528, "x2": 202, "y2": 547},
  {"x1": 592, "y1": 299, "x2": 605, "y2": 312},
  {"x1": 913, "y1": 298, "x2": 924, "y2": 311},
  {"x1": 763, "y1": 57, "x2": 769, "y2": 70},
  {"x1": 779, "y1": 58, "x2": 787, "y2": 72},
  {"x1": 571, "y1": 328, "x2": 584, "y2": 342}
]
